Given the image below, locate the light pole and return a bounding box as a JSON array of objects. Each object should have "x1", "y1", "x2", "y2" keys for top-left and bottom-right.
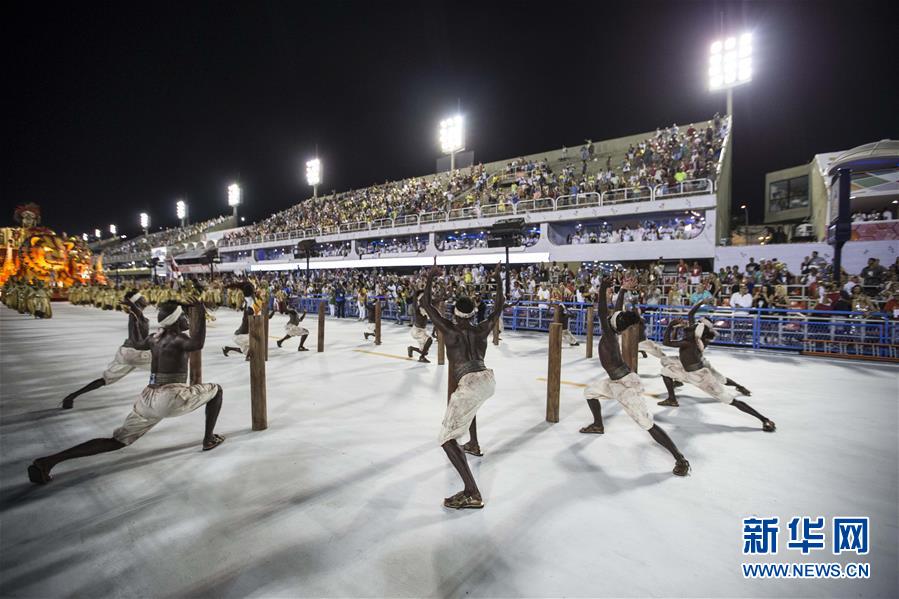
[
  {"x1": 740, "y1": 204, "x2": 749, "y2": 244},
  {"x1": 228, "y1": 183, "x2": 242, "y2": 221},
  {"x1": 306, "y1": 158, "x2": 321, "y2": 198},
  {"x1": 439, "y1": 114, "x2": 464, "y2": 172},
  {"x1": 709, "y1": 32, "x2": 752, "y2": 116},
  {"x1": 176, "y1": 200, "x2": 187, "y2": 227},
  {"x1": 140, "y1": 212, "x2": 149, "y2": 236}
]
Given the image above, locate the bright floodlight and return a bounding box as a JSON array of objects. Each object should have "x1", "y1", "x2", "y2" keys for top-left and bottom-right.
[
  {"x1": 176, "y1": 200, "x2": 187, "y2": 219},
  {"x1": 140, "y1": 212, "x2": 149, "y2": 229},
  {"x1": 82, "y1": 233, "x2": 88, "y2": 241},
  {"x1": 439, "y1": 115, "x2": 464, "y2": 154},
  {"x1": 94, "y1": 228, "x2": 101, "y2": 238},
  {"x1": 709, "y1": 32, "x2": 752, "y2": 91},
  {"x1": 306, "y1": 158, "x2": 322, "y2": 186},
  {"x1": 227, "y1": 183, "x2": 242, "y2": 206},
  {"x1": 109, "y1": 224, "x2": 117, "y2": 235}
]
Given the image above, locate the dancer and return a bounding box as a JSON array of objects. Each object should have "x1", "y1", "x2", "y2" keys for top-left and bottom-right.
[
  {"x1": 274, "y1": 307, "x2": 309, "y2": 351},
  {"x1": 61, "y1": 290, "x2": 151, "y2": 409},
  {"x1": 632, "y1": 308, "x2": 684, "y2": 402},
  {"x1": 362, "y1": 298, "x2": 378, "y2": 341},
  {"x1": 659, "y1": 301, "x2": 775, "y2": 431},
  {"x1": 407, "y1": 289, "x2": 433, "y2": 362},
  {"x1": 557, "y1": 302, "x2": 580, "y2": 346},
  {"x1": 28, "y1": 300, "x2": 225, "y2": 485},
  {"x1": 580, "y1": 277, "x2": 690, "y2": 476},
  {"x1": 421, "y1": 263, "x2": 504, "y2": 509},
  {"x1": 222, "y1": 282, "x2": 255, "y2": 360}
]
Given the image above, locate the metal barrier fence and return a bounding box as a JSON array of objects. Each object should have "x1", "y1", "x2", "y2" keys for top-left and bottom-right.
[{"x1": 290, "y1": 295, "x2": 898, "y2": 359}]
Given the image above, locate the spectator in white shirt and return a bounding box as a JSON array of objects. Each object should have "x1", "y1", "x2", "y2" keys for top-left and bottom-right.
[{"x1": 730, "y1": 284, "x2": 753, "y2": 314}]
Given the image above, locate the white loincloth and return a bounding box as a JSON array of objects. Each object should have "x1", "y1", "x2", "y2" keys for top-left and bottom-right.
[
  {"x1": 660, "y1": 356, "x2": 734, "y2": 404},
  {"x1": 233, "y1": 334, "x2": 250, "y2": 354},
  {"x1": 411, "y1": 326, "x2": 430, "y2": 350},
  {"x1": 286, "y1": 324, "x2": 308, "y2": 337},
  {"x1": 439, "y1": 369, "x2": 496, "y2": 444},
  {"x1": 562, "y1": 329, "x2": 578, "y2": 345},
  {"x1": 639, "y1": 338, "x2": 666, "y2": 359},
  {"x1": 366, "y1": 322, "x2": 376, "y2": 332},
  {"x1": 113, "y1": 382, "x2": 220, "y2": 445},
  {"x1": 583, "y1": 371, "x2": 653, "y2": 430},
  {"x1": 102, "y1": 346, "x2": 152, "y2": 384}
]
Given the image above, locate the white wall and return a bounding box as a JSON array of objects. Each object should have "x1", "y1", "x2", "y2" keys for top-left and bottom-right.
[{"x1": 715, "y1": 240, "x2": 897, "y2": 274}]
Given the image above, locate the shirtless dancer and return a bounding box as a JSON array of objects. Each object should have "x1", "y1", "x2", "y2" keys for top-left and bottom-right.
[
  {"x1": 273, "y1": 307, "x2": 309, "y2": 351},
  {"x1": 222, "y1": 282, "x2": 256, "y2": 360},
  {"x1": 421, "y1": 264, "x2": 504, "y2": 509},
  {"x1": 61, "y1": 290, "x2": 151, "y2": 409},
  {"x1": 581, "y1": 277, "x2": 690, "y2": 476},
  {"x1": 659, "y1": 301, "x2": 775, "y2": 431},
  {"x1": 28, "y1": 300, "x2": 225, "y2": 484},
  {"x1": 557, "y1": 302, "x2": 580, "y2": 346},
  {"x1": 407, "y1": 289, "x2": 433, "y2": 362},
  {"x1": 362, "y1": 299, "x2": 378, "y2": 341}
]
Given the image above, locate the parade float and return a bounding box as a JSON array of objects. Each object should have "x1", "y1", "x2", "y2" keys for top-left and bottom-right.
[{"x1": 1, "y1": 203, "x2": 106, "y2": 293}]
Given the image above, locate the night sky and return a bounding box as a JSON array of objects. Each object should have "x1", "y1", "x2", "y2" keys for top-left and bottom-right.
[{"x1": 3, "y1": 0, "x2": 897, "y2": 238}]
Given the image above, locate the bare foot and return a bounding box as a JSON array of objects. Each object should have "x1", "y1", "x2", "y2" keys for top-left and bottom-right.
[
  {"x1": 462, "y1": 442, "x2": 483, "y2": 457},
  {"x1": 762, "y1": 420, "x2": 776, "y2": 432},
  {"x1": 579, "y1": 423, "x2": 604, "y2": 434},
  {"x1": 673, "y1": 458, "x2": 690, "y2": 476},
  {"x1": 657, "y1": 398, "x2": 680, "y2": 407},
  {"x1": 28, "y1": 460, "x2": 52, "y2": 484}
]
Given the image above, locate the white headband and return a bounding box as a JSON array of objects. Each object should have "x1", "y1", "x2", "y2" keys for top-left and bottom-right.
[
  {"x1": 158, "y1": 305, "x2": 183, "y2": 327},
  {"x1": 454, "y1": 306, "x2": 477, "y2": 319},
  {"x1": 694, "y1": 318, "x2": 714, "y2": 352},
  {"x1": 130, "y1": 292, "x2": 143, "y2": 303}
]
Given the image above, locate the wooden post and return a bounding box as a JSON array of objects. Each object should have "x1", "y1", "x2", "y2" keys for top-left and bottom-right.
[
  {"x1": 585, "y1": 305, "x2": 594, "y2": 359},
  {"x1": 374, "y1": 301, "x2": 382, "y2": 345},
  {"x1": 263, "y1": 309, "x2": 269, "y2": 361},
  {"x1": 437, "y1": 329, "x2": 445, "y2": 365},
  {"x1": 188, "y1": 305, "x2": 203, "y2": 385},
  {"x1": 249, "y1": 314, "x2": 267, "y2": 431},
  {"x1": 492, "y1": 315, "x2": 500, "y2": 345},
  {"x1": 553, "y1": 303, "x2": 562, "y2": 324},
  {"x1": 621, "y1": 321, "x2": 639, "y2": 374},
  {"x1": 317, "y1": 301, "x2": 325, "y2": 352},
  {"x1": 546, "y1": 322, "x2": 562, "y2": 423}
]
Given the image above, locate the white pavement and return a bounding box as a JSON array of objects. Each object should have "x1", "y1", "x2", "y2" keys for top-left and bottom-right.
[{"x1": 1, "y1": 303, "x2": 897, "y2": 598}]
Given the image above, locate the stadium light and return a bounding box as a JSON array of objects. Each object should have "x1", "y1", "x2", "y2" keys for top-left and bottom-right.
[
  {"x1": 709, "y1": 32, "x2": 752, "y2": 114},
  {"x1": 109, "y1": 224, "x2": 117, "y2": 236},
  {"x1": 227, "y1": 183, "x2": 242, "y2": 219},
  {"x1": 176, "y1": 199, "x2": 187, "y2": 227},
  {"x1": 140, "y1": 212, "x2": 149, "y2": 235},
  {"x1": 94, "y1": 228, "x2": 101, "y2": 239},
  {"x1": 306, "y1": 158, "x2": 322, "y2": 198},
  {"x1": 439, "y1": 114, "x2": 465, "y2": 171}
]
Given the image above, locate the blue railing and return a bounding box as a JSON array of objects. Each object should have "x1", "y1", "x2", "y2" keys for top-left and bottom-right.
[{"x1": 290, "y1": 295, "x2": 899, "y2": 359}]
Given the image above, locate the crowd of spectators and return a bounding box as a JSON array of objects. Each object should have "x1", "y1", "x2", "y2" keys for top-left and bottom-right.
[
  {"x1": 852, "y1": 207, "x2": 895, "y2": 222},
  {"x1": 217, "y1": 118, "x2": 727, "y2": 244},
  {"x1": 566, "y1": 217, "x2": 704, "y2": 244},
  {"x1": 105, "y1": 215, "x2": 228, "y2": 258},
  {"x1": 357, "y1": 237, "x2": 427, "y2": 256}
]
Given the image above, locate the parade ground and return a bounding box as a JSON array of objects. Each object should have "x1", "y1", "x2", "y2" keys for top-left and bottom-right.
[{"x1": 1, "y1": 304, "x2": 897, "y2": 597}]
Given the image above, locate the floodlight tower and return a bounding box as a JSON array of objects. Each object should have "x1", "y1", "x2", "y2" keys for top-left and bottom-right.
[
  {"x1": 227, "y1": 183, "x2": 242, "y2": 220},
  {"x1": 306, "y1": 158, "x2": 322, "y2": 198},
  {"x1": 439, "y1": 114, "x2": 464, "y2": 171},
  {"x1": 176, "y1": 199, "x2": 187, "y2": 227},
  {"x1": 140, "y1": 212, "x2": 149, "y2": 236},
  {"x1": 708, "y1": 32, "x2": 752, "y2": 115}
]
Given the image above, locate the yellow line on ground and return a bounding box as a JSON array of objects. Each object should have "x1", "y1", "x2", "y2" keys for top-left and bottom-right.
[
  {"x1": 536, "y1": 377, "x2": 587, "y2": 388},
  {"x1": 353, "y1": 349, "x2": 416, "y2": 361},
  {"x1": 535, "y1": 378, "x2": 667, "y2": 399}
]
